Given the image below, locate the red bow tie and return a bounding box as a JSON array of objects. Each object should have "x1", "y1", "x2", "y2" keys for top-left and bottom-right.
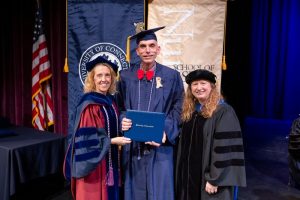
[{"x1": 137, "y1": 69, "x2": 154, "y2": 81}]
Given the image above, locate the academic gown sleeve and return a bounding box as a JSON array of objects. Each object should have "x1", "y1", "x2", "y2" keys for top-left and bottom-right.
[
  {"x1": 63, "y1": 104, "x2": 110, "y2": 180},
  {"x1": 203, "y1": 104, "x2": 247, "y2": 187},
  {"x1": 116, "y1": 69, "x2": 130, "y2": 123},
  {"x1": 162, "y1": 68, "x2": 184, "y2": 144}
]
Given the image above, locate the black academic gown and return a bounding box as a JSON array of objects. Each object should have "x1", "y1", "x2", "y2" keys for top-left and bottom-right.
[{"x1": 176, "y1": 103, "x2": 246, "y2": 200}]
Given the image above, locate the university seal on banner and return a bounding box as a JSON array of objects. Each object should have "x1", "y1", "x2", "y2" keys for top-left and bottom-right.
[{"x1": 79, "y1": 43, "x2": 129, "y2": 85}]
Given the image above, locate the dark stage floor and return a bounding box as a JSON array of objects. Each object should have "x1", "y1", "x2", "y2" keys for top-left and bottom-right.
[
  {"x1": 11, "y1": 118, "x2": 300, "y2": 200},
  {"x1": 238, "y1": 148, "x2": 300, "y2": 200},
  {"x1": 238, "y1": 117, "x2": 300, "y2": 200}
]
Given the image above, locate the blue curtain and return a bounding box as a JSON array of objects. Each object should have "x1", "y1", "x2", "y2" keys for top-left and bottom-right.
[{"x1": 250, "y1": 0, "x2": 300, "y2": 120}]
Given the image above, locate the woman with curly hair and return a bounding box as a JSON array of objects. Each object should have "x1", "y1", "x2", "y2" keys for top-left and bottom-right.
[{"x1": 175, "y1": 69, "x2": 246, "y2": 200}]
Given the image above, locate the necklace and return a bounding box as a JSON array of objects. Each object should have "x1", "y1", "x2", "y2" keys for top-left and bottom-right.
[
  {"x1": 138, "y1": 78, "x2": 155, "y2": 111},
  {"x1": 137, "y1": 65, "x2": 156, "y2": 160},
  {"x1": 137, "y1": 65, "x2": 156, "y2": 111}
]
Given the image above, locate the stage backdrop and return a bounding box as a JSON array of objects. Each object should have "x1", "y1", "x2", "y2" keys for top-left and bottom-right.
[
  {"x1": 249, "y1": 0, "x2": 300, "y2": 120},
  {"x1": 67, "y1": 0, "x2": 144, "y2": 134},
  {"x1": 148, "y1": 0, "x2": 226, "y2": 88}
]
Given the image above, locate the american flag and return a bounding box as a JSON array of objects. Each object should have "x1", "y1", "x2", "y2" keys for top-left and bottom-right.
[{"x1": 32, "y1": 4, "x2": 54, "y2": 131}]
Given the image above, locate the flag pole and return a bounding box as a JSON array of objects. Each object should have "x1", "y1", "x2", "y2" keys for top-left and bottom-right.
[
  {"x1": 43, "y1": 83, "x2": 48, "y2": 129},
  {"x1": 32, "y1": 0, "x2": 54, "y2": 131}
]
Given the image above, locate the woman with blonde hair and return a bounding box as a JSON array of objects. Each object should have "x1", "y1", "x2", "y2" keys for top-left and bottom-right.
[
  {"x1": 64, "y1": 55, "x2": 131, "y2": 200},
  {"x1": 175, "y1": 69, "x2": 246, "y2": 200}
]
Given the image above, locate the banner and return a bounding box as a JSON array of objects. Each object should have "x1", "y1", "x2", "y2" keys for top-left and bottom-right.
[
  {"x1": 68, "y1": 0, "x2": 144, "y2": 133},
  {"x1": 32, "y1": 4, "x2": 54, "y2": 131},
  {"x1": 148, "y1": 0, "x2": 226, "y2": 88}
]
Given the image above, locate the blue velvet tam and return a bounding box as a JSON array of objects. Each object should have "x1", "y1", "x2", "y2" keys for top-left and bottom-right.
[
  {"x1": 86, "y1": 55, "x2": 119, "y2": 73},
  {"x1": 131, "y1": 26, "x2": 165, "y2": 44},
  {"x1": 185, "y1": 69, "x2": 217, "y2": 84}
]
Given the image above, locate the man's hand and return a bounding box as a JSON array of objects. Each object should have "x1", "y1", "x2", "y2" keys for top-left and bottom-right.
[
  {"x1": 145, "y1": 141, "x2": 160, "y2": 147},
  {"x1": 162, "y1": 132, "x2": 166, "y2": 143},
  {"x1": 145, "y1": 132, "x2": 166, "y2": 147}
]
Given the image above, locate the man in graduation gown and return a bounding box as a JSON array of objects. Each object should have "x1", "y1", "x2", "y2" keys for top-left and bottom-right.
[{"x1": 118, "y1": 26, "x2": 184, "y2": 200}]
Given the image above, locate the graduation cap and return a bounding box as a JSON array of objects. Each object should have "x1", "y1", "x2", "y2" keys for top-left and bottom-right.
[
  {"x1": 126, "y1": 26, "x2": 165, "y2": 62},
  {"x1": 86, "y1": 55, "x2": 119, "y2": 74},
  {"x1": 131, "y1": 26, "x2": 165, "y2": 44},
  {"x1": 185, "y1": 69, "x2": 217, "y2": 85}
]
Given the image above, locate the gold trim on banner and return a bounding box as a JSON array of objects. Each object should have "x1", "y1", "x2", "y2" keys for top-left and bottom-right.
[
  {"x1": 222, "y1": 2, "x2": 228, "y2": 71},
  {"x1": 63, "y1": 0, "x2": 69, "y2": 73}
]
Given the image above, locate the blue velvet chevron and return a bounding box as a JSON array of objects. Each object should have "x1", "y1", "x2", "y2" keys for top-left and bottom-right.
[{"x1": 64, "y1": 127, "x2": 110, "y2": 181}]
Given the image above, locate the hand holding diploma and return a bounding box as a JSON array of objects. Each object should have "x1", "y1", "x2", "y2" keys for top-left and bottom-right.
[
  {"x1": 121, "y1": 116, "x2": 166, "y2": 145},
  {"x1": 111, "y1": 136, "x2": 131, "y2": 146},
  {"x1": 121, "y1": 117, "x2": 132, "y2": 131}
]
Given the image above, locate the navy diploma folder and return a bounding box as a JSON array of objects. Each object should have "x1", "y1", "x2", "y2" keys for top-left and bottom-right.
[{"x1": 124, "y1": 110, "x2": 165, "y2": 143}]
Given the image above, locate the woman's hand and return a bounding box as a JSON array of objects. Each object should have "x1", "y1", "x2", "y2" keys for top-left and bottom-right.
[
  {"x1": 111, "y1": 136, "x2": 131, "y2": 146},
  {"x1": 205, "y1": 181, "x2": 218, "y2": 194},
  {"x1": 121, "y1": 117, "x2": 132, "y2": 131}
]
